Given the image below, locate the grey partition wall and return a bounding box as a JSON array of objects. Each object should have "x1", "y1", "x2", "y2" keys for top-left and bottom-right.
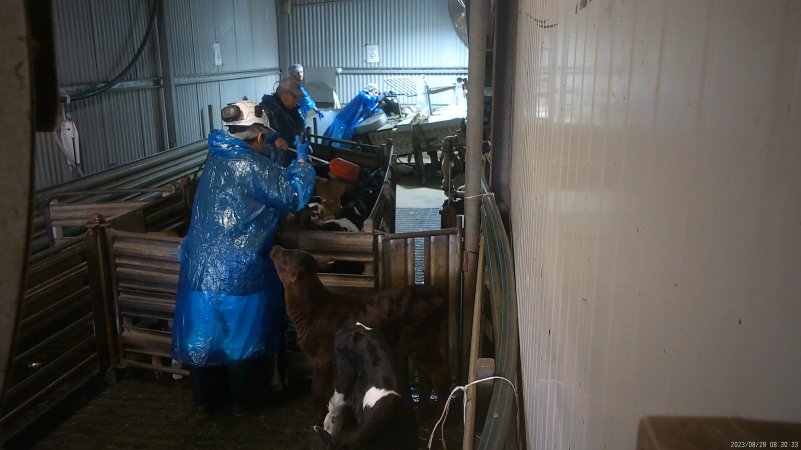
[
  {"x1": 35, "y1": 0, "x2": 281, "y2": 191},
  {"x1": 281, "y1": 0, "x2": 468, "y2": 107}
]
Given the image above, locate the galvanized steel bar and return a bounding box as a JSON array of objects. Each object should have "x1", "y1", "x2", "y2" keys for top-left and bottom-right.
[
  {"x1": 337, "y1": 68, "x2": 469, "y2": 75},
  {"x1": 174, "y1": 69, "x2": 280, "y2": 86},
  {"x1": 58, "y1": 78, "x2": 162, "y2": 96},
  {"x1": 157, "y1": 0, "x2": 178, "y2": 148},
  {"x1": 35, "y1": 140, "x2": 207, "y2": 202}
]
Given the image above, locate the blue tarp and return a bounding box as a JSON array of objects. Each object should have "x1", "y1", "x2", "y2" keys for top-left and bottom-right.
[{"x1": 324, "y1": 90, "x2": 378, "y2": 144}]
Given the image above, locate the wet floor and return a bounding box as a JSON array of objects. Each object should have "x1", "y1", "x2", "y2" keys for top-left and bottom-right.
[{"x1": 6, "y1": 368, "x2": 463, "y2": 449}]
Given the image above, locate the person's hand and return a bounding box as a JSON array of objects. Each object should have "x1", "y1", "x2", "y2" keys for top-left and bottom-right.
[
  {"x1": 293, "y1": 135, "x2": 310, "y2": 162},
  {"x1": 315, "y1": 109, "x2": 325, "y2": 119},
  {"x1": 275, "y1": 137, "x2": 289, "y2": 151}
]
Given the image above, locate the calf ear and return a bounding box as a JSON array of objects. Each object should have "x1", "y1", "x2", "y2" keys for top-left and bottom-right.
[{"x1": 310, "y1": 425, "x2": 334, "y2": 448}]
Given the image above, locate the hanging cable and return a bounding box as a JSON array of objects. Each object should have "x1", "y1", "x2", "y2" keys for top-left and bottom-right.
[{"x1": 67, "y1": 0, "x2": 162, "y2": 101}]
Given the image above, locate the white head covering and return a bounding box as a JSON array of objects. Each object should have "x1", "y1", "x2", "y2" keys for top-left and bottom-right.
[
  {"x1": 221, "y1": 101, "x2": 273, "y2": 140},
  {"x1": 363, "y1": 83, "x2": 379, "y2": 93}
]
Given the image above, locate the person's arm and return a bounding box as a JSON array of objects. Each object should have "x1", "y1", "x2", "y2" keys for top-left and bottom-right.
[
  {"x1": 361, "y1": 91, "x2": 378, "y2": 117},
  {"x1": 263, "y1": 98, "x2": 297, "y2": 151},
  {"x1": 254, "y1": 158, "x2": 316, "y2": 213},
  {"x1": 298, "y1": 85, "x2": 318, "y2": 114}
]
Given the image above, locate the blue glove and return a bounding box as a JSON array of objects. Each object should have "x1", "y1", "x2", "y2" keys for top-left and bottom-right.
[
  {"x1": 316, "y1": 109, "x2": 325, "y2": 119},
  {"x1": 293, "y1": 135, "x2": 310, "y2": 162}
]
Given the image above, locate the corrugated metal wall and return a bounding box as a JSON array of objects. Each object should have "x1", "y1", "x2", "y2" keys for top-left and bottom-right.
[
  {"x1": 284, "y1": 0, "x2": 467, "y2": 104},
  {"x1": 35, "y1": 0, "x2": 280, "y2": 190},
  {"x1": 510, "y1": 0, "x2": 801, "y2": 448}
]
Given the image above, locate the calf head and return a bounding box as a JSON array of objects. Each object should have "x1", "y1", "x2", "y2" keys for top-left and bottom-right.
[
  {"x1": 314, "y1": 177, "x2": 350, "y2": 221},
  {"x1": 269, "y1": 245, "x2": 320, "y2": 288}
]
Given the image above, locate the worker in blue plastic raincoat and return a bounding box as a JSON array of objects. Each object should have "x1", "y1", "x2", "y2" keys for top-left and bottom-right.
[
  {"x1": 289, "y1": 63, "x2": 324, "y2": 121},
  {"x1": 323, "y1": 83, "x2": 380, "y2": 146},
  {"x1": 171, "y1": 100, "x2": 315, "y2": 415}
]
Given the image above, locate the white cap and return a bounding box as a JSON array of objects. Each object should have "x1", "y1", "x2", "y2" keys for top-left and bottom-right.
[
  {"x1": 221, "y1": 101, "x2": 271, "y2": 128},
  {"x1": 363, "y1": 83, "x2": 379, "y2": 93}
]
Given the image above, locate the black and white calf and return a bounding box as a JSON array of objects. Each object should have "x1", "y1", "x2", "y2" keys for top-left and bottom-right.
[{"x1": 311, "y1": 320, "x2": 418, "y2": 450}]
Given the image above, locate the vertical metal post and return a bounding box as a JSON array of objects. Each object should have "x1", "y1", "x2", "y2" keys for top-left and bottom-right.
[
  {"x1": 207, "y1": 104, "x2": 214, "y2": 133},
  {"x1": 463, "y1": 0, "x2": 490, "y2": 382},
  {"x1": 157, "y1": 0, "x2": 178, "y2": 149},
  {"x1": 277, "y1": 0, "x2": 291, "y2": 78},
  {"x1": 489, "y1": 0, "x2": 518, "y2": 232},
  {"x1": 85, "y1": 217, "x2": 119, "y2": 380}
]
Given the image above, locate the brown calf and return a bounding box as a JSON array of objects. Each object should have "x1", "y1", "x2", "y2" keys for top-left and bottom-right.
[{"x1": 269, "y1": 245, "x2": 449, "y2": 422}]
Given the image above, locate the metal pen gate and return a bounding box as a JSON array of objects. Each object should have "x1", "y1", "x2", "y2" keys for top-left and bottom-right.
[{"x1": 378, "y1": 227, "x2": 463, "y2": 386}]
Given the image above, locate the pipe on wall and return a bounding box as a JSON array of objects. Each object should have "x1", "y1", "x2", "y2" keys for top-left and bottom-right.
[{"x1": 463, "y1": 0, "x2": 489, "y2": 381}]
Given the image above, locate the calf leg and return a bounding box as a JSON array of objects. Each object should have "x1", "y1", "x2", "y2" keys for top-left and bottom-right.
[
  {"x1": 311, "y1": 371, "x2": 331, "y2": 424},
  {"x1": 325, "y1": 344, "x2": 357, "y2": 437},
  {"x1": 413, "y1": 344, "x2": 450, "y2": 417}
]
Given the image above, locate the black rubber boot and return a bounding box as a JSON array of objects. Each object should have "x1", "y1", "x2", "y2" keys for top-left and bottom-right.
[
  {"x1": 189, "y1": 366, "x2": 212, "y2": 415},
  {"x1": 228, "y1": 361, "x2": 253, "y2": 415}
]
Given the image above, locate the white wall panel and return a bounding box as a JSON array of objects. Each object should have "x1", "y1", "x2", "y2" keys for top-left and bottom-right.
[{"x1": 510, "y1": 0, "x2": 801, "y2": 448}]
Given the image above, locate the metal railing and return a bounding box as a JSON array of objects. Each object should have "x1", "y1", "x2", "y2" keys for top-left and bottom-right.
[{"x1": 31, "y1": 141, "x2": 208, "y2": 253}]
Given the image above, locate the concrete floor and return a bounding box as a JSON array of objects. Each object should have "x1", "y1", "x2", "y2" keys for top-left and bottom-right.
[
  {"x1": 397, "y1": 185, "x2": 445, "y2": 209},
  {"x1": 395, "y1": 161, "x2": 446, "y2": 209},
  {"x1": 6, "y1": 368, "x2": 462, "y2": 450}
]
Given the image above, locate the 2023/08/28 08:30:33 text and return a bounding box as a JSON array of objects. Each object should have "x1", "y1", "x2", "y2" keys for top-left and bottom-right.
[{"x1": 730, "y1": 442, "x2": 799, "y2": 448}]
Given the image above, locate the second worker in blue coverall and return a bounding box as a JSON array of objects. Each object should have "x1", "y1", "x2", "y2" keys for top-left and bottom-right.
[{"x1": 324, "y1": 83, "x2": 380, "y2": 146}]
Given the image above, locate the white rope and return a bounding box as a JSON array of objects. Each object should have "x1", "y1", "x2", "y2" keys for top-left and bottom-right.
[
  {"x1": 462, "y1": 192, "x2": 495, "y2": 200},
  {"x1": 427, "y1": 375, "x2": 520, "y2": 450}
]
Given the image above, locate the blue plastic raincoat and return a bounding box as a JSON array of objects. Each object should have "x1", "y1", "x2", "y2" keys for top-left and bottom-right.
[
  {"x1": 324, "y1": 90, "x2": 378, "y2": 143},
  {"x1": 297, "y1": 83, "x2": 317, "y2": 118},
  {"x1": 172, "y1": 130, "x2": 315, "y2": 367}
]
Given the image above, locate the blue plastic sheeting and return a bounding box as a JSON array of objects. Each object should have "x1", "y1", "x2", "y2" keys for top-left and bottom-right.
[
  {"x1": 297, "y1": 83, "x2": 317, "y2": 117},
  {"x1": 324, "y1": 90, "x2": 378, "y2": 143},
  {"x1": 172, "y1": 130, "x2": 315, "y2": 367}
]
